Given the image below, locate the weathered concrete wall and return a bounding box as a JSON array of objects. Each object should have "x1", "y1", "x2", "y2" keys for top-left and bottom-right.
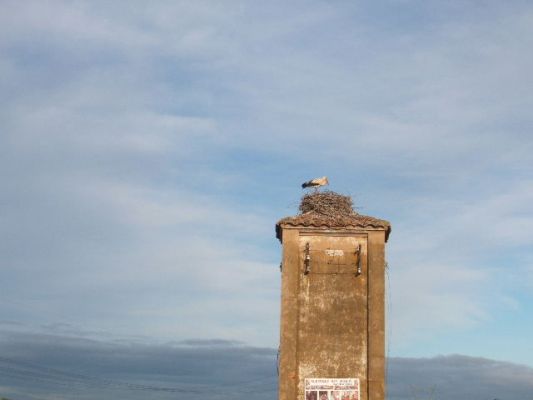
[
  {"x1": 279, "y1": 229, "x2": 300, "y2": 400},
  {"x1": 278, "y1": 228, "x2": 386, "y2": 400},
  {"x1": 367, "y1": 231, "x2": 386, "y2": 400}
]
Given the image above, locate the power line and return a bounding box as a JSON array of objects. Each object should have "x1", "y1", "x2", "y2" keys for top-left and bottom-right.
[{"x1": 0, "y1": 356, "x2": 277, "y2": 395}]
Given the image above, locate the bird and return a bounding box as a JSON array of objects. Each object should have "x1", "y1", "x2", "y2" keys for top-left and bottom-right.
[{"x1": 301, "y1": 176, "x2": 329, "y2": 189}]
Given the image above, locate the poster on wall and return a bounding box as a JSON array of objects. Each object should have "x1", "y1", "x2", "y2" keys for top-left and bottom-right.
[{"x1": 305, "y1": 378, "x2": 359, "y2": 400}]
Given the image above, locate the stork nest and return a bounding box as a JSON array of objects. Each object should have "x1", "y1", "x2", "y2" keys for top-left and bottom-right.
[{"x1": 299, "y1": 190, "x2": 355, "y2": 217}]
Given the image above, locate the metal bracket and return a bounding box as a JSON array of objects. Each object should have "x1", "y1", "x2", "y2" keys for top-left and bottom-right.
[
  {"x1": 304, "y1": 242, "x2": 311, "y2": 275},
  {"x1": 355, "y1": 243, "x2": 362, "y2": 276}
]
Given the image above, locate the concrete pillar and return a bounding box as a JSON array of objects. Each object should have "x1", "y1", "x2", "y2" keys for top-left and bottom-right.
[{"x1": 276, "y1": 194, "x2": 390, "y2": 400}]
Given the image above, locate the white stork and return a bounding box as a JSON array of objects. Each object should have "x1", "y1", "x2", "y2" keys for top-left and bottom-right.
[{"x1": 301, "y1": 176, "x2": 329, "y2": 189}]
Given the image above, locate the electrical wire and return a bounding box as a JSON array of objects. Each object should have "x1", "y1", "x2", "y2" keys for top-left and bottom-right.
[{"x1": 0, "y1": 356, "x2": 277, "y2": 395}]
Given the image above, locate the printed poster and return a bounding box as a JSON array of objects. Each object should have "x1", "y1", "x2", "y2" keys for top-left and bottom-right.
[{"x1": 305, "y1": 378, "x2": 359, "y2": 400}]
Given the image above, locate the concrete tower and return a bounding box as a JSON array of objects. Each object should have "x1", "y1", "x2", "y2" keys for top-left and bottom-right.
[{"x1": 276, "y1": 191, "x2": 391, "y2": 400}]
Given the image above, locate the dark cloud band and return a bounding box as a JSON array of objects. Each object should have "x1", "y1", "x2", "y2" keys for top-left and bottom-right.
[{"x1": 0, "y1": 332, "x2": 532, "y2": 400}]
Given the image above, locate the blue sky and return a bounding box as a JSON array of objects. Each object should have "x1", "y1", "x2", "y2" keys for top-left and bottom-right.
[{"x1": 1, "y1": 0, "x2": 532, "y2": 392}]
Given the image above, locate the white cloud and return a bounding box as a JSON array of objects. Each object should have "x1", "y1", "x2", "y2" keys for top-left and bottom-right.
[
  {"x1": 388, "y1": 262, "x2": 490, "y2": 343},
  {"x1": 385, "y1": 178, "x2": 533, "y2": 345}
]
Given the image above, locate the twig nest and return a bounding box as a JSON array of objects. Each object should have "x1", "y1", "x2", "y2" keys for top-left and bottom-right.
[{"x1": 299, "y1": 190, "x2": 355, "y2": 216}]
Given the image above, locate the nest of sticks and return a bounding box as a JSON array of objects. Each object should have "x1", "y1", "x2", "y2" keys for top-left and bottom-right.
[{"x1": 299, "y1": 190, "x2": 355, "y2": 217}]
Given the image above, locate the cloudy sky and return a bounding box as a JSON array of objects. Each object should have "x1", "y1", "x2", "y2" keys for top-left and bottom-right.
[{"x1": 1, "y1": 0, "x2": 532, "y2": 398}]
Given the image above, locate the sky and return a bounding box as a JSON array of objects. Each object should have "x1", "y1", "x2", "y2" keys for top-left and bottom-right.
[{"x1": 1, "y1": 0, "x2": 532, "y2": 398}]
